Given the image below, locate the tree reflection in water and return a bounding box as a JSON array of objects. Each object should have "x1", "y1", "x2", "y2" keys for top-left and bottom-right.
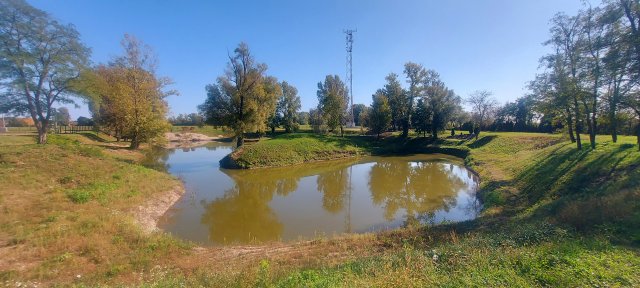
[
  {"x1": 200, "y1": 181, "x2": 284, "y2": 244},
  {"x1": 317, "y1": 168, "x2": 349, "y2": 213},
  {"x1": 368, "y1": 160, "x2": 466, "y2": 222},
  {"x1": 180, "y1": 155, "x2": 477, "y2": 245},
  {"x1": 140, "y1": 146, "x2": 175, "y2": 172}
]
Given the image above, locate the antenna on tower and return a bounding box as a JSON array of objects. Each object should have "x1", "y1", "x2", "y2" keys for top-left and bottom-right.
[{"x1": 344, "y1": 29, "x2": 356, "y2": 128}]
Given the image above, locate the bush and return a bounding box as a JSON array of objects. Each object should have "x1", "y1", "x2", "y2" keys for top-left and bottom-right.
[{"x1": 66, "y1": 189, "x2": 91, "y2": 203}]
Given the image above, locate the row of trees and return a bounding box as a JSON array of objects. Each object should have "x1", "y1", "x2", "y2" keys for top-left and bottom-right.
[
  {"x1": 528, "y1": 0, "x2": 640, "y2": 150},
  {"x1": 198, "y1": 43, "x2": 303, "y2": 147},
  {"x1": 1, "y1": 0, "x2": 173, "y2": 148},
  {"x1": 354, "y1": 64, "x2": 465, "y2": 139},
  {"x1": 169, "y1": 113, "x2": 205, "y2": 126}
]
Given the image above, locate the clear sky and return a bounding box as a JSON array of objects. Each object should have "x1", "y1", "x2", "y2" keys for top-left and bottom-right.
[{"x1": 29, "y1": 0, "x2": 584, "y2": 119}]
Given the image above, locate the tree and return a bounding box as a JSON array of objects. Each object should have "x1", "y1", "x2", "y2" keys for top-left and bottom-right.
[
  {"x1": 358, "y1": 106, "x2": 371, "y2": 131},
  {"x1": 309, "y1": 108, "x2": 325, "y2": 133},
  {"x1": 547, "y1": 12, "x2": 586, "y2": 149},
  {"x1": 76, "y1": 116, "x2": 93, "y2": 126},
  {"x1": 383, "y1": 73, "x2": 409, "y2": 134},
  {"x1": 423, "y1": 70, "x2": 461, "y2": 139},
  {"x1": 87, "y1": 35, "x2": 175, "y2": 149},
  {"x1": 368, "y1": 91, "x2": 391, "y2": 138},
  {"x1": 297, "y1": 111, "x2": 309, "y2": 125},
  {"x1": 466, "y1": 90, "x2": 498, "y2": 139},
  {"x1": 278, "y1": 81, "x2": 301, "y2": 133},
  {"x1": 52, "y1": 107, "x2": 71, "y2": 126},
  {"x1": 198, "y1": 42, "x2": 279, "y2": 147},
  {"x1": 351, "y1": 103, "x2": 367, "y2": 126},
  {"x1": 403, "y1": 62, "x2": 427, "y2": 137},
  {"x1": 412, "y1": 98, "x2": 431, "y2": 137},
  {"x1": 0, "y1": 0, "x2": 90, "y2": 144},
  {"x1": 317, "y1": 75, "x2": 348, "y2": 136}
]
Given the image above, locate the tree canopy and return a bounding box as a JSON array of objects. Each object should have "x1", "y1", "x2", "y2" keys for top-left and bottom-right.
[{"x1": 0, "y1": 0, "x2": 90, "y2": 143}]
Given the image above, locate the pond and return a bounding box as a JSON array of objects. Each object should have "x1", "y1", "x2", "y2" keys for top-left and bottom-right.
[{"x1": 147, "y1": 142, "x2": 481, "y2": 246}]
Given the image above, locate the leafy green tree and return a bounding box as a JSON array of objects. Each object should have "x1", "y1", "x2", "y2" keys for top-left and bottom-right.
[
  {"x1": 351, "y1": 103, "x2": 367, "y2": 126},
  {"x1": 423, "y1": 71, "x2": 461, "y2": 139},
  {"x1": 76, "y1": 116, "x2": 93, "y2": 126},
  {"x1": 358, "y1": 106, "x2": 371, "y2": 131},
  {"x1": 317, "y1": 75, "x2": 348, "y2": 136},
  {"x1": 297, "y1": 111, "x2": 310, "y2": 125},
  {"x1": 52, "y1": 107, "x2": 71, "y2": 126},
  {"x1": 88, "y1": 35, "x2": 175, "y2": 149},
  {"x1": 382, "y1": 73, "x2": 407, "y2": 132},
  {"x1": 368, "y1": 91, "x2": 391, "y2": 138},
  {"x1": 279, "y1": 81, "x2": 301, "y2": 133},
  {"x1": 0, "y1": 0, "x2": 90, "y2": 144},
  {"x1": 412, "y1": 98, "x2": 431, "y2": 137},
  {"x1": 403, "y1": 62, "x2": 427, "y2": 137},
  {"x1": 198, "y1": 42, "x2": 279, "y2": 147}
]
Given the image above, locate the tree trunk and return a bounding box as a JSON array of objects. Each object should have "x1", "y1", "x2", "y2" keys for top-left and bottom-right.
[
  {"x1": 586, "y1": 114, "x2": 595, "y2": 149},
  {"x1": 610, "y1": 107, "x2": 618, "y2": 143},
  {"x1": 37, "y1": 127, "x2": 47, "y2": 144},
  {"x1": 573, "y1": 98, "x2": 582, "y2": 150},
  {"x1": 129, "y1": 135, "x2": 140, "y2": 149},
  {"x1": 401, "y1": 120, "x2": 409, "y2": 138},
  {"x1": 236, "y1": 134, "x2": 244, "y2": 148},
  {"x1": 340, "y1": 125, "x2": 344, "y2": 137},
  {"x1": 566, "y1": 109, "x2": 576, "y2": 143},
  {"x1": 271, "y1": 126, "x2": 275, "y2": 134},
  {"x1": 636, "y1": 123, "x2": 640, "y2": 151}
]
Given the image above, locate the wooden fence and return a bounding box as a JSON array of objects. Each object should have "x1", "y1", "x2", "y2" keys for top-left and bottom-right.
[
  {"x1": 2, "y1": 126, "x2": 95, "y2": 134},
  {"x1": 55, "y1": 125, "x2": 94, "y2": 134}
]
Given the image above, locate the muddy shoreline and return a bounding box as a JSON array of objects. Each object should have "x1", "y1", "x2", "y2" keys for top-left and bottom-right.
[{"x1": 131, "y1": 184, "x2": 185, "y2": 234}]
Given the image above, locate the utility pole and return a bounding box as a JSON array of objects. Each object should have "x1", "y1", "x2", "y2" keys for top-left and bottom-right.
[{"x1": 344, "y1": 29, "x2": 356, "y2": 127}]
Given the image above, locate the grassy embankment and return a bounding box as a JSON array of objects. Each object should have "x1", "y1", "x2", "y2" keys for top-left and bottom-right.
[
  {"x1": 0, "y1": 133, "x2": 191, "y2": 285},
  {"x1": 218, "y1": 131, "x2": 639, "y2": 286},
  {"x1": 1, "y1": 130, "x2": 639, "y2": 286}
]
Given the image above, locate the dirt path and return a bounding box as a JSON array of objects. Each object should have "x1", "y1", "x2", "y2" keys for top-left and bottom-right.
[{"x1": 164, "y1": 132, "x2": 224, "y2": 149}]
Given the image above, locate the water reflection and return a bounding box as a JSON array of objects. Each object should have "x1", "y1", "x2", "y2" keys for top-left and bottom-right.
[
  {"x1": 141, "y1": 146, "x2": 175, "y2": 172},
  {"x1": 369, "y1": 161, "x2": 466, "y2": 221},
  {"x1": 157, "y1": 145, "x2": 480, "y2": 246},
  {"x1": 200, "y1": 181, "x2": 283, "y2": 244}
]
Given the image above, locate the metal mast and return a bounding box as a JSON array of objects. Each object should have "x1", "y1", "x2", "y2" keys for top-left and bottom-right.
[{"x1": 344, "y1": 29, "x2": 356, "y2": 127}]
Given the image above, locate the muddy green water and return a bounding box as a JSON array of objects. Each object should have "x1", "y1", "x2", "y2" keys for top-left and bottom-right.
[{"x1": 148, "y1": 142, "x2": 480, "y2": 246}]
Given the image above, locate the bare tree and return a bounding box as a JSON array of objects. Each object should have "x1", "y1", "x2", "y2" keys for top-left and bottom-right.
[{"x1": 466, "y1": 90, "x2": 498, "y2": 139}]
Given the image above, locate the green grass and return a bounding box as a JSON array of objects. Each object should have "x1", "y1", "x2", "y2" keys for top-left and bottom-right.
[
  {"x1": 225, "y1": 133, "x2": 363, "y2": 168},
  {"x1": 212, "y1": 131, "x2": 640, "y2": 287},
  {"x1": 1, "y1": 131, "x2": 639, "y2": 287},
  {"x1": 0, "y1": 134, "x2": 191, "y2": 285}
]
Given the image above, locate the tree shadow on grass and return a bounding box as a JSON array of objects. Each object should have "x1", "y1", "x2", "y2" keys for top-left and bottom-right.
[
  {"x1": 467, "y1": 135, "x2": 497, "y2": 149},
  {"x1": 76, "y1": 131, "x2": 110, "y2": 143},
  {"x1": 515, "y1": 143, "x2": 639, "y2": 233}
]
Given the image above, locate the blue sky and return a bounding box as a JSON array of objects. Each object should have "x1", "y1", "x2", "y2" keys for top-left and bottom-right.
[{"x1": 29, "y1": 0, "x2": 584, "y2": 119}]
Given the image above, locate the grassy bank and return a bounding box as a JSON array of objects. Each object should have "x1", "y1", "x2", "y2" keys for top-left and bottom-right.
[
  {"x1": 0, "y1": 134, "x2": 191, "y2": 285},
  {"x1": 1, "y1": 132, "x2": 639, "y2": 286},
  {"x1": 223, "y1": 133, "x2": 473, "y2": 169},
  {"x1": 223, "y1": 134, "x2": 364, "y2": 168},
  {"x1": 196, "y1": 132, "x2": 640, "y2": 286}
]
